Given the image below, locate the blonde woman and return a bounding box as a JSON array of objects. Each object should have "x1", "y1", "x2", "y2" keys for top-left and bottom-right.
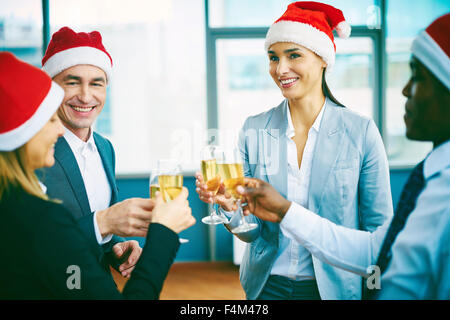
[{"x1": 0, "y1": 52, "x2": 195, "y2": 299}]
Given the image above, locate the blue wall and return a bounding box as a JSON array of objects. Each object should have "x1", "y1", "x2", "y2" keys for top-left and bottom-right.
[{"x1": 117, "y1": 169, "x2": 413, "y2": 262}]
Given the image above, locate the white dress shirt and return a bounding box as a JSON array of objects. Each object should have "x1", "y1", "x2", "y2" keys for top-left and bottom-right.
[
  {"x1": 63, "y1": 128, "x2": 112, "y2": 245},
  {"x1": 280, "y1": 140, "x2": 450, "y2": 299},
  {"x1": 380, "y1": 140, "x2": 450, "y2": 299},
  {"x1": 270, "y1": 101, "x2": 325, "y2": 280}
]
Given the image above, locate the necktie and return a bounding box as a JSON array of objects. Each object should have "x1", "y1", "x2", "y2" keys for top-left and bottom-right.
[{"x1": 376, "y1": 160, "x2": 426, "y2": 274}]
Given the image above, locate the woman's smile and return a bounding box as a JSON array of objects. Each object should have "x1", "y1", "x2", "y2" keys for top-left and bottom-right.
[{"x1": 279, "y1": 77, "x2": 299, "y2": 88}]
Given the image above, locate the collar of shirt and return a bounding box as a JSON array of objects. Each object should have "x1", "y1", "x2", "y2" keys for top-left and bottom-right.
[
  {"x1": 63, "y1": 127, "x2": 97, "y2": 155},
  {"x1": 286, "y1": 98, "x2": 326, "y2": 138},
  {"x1": 424, "y1": 139, "x2": 450, "y2": 180},
  {"x1": 38, "y1": 181, "x2": 47, "y2": 194}
]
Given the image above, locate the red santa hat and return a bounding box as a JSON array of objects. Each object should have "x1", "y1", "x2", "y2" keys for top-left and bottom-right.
[
  {"x1": 411, "y1": 13, "x2": 450, "y2": 90},
  {"x1": 264, "y1": 1, "x2": 351, "y2": 73},
  {"x1": 0, "y1": 52, "x2": 64, "y2": 151},
  {"x1": 42, "y1": 27, "x2": 113, "y2": 80}
]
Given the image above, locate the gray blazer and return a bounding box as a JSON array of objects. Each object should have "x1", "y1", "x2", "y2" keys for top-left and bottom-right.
[{"x1": 227, "y1": 98, "x2": 393, "y2": 300}]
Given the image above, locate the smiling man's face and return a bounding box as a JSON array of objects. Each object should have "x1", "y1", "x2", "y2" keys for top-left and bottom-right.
[{"x1": 52, "y1": 64, "x2": 107, "y2": 141}]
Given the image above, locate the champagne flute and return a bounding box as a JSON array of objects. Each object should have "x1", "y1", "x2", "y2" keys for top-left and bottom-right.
[
  {"x1": 218, "y1": 148, "x2": 257, "y2": 234},
  {"x1": 149, "y1": 168, "x2": 160, "y2": 199},
  {"x1": 200, "y1": 145, "x2": 227, "y2": 225},
  {"x1": 155, "y1": 159, "x2": 189, "y2": 244}
]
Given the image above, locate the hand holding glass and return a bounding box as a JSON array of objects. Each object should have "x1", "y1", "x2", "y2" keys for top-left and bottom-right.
[
  {"x1": 219, "y1": 149, "x2": 257, "y2": 234},
  {"x1": 200, "y1": 145, "x2": 227, "y2": 225},
  {"x1": 150, "y1": 159, "x2": 189, "y2": 243}
]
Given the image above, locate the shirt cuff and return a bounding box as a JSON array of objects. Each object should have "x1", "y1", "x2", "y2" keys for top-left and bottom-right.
[
  {"x1": 38, "y1": 181, "x2": 47, "y2": 194},
  {"x1": 218, "y1": 206, "x2": 234, "y2": 218},
  {"x1": 279, "y1": 202, "x2": 320, "y2": 244},
  {"x1": 93, "y1": 211, "x2": 113, "y2": 245},
  {"x1": 218, "y1": 206, "x2": 242, "y2": 229}
]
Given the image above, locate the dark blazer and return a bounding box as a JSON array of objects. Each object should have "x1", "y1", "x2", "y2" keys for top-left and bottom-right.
[
  {"x1": 36, "y1": 132, "x2": 125, "y2": 268},
  {"x1": 0, "y1": 186, "x2": 179, "y2": 299}
]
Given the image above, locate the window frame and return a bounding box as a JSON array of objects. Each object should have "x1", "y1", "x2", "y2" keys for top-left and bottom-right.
[
  {"x1": 205, "y1": 0, "x2": 395, "y2": 167},
  {"x1": 41, "y1": 0, "x2": 415, "y2": 170}
]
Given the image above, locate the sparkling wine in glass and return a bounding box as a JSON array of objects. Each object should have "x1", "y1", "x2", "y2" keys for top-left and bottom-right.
[
  {"x1": 158, "y1": 174, "x2": 183, "y2": 202},
  {"x1": 155, "y1": 159, "x2": 189, "y2": 243},
  {"x1": 200, "y1": 145, "x2": 227, "y2": 225},
  {"x1": 149, "y1": 169, "x2": 160, "y2": 199},
  {"x1": 218, "y1": 149, "x2": 257, "y2": 234}
]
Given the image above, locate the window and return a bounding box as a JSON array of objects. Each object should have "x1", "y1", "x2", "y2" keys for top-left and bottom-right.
[
  {"x1": 216, "y1": 37, "x2": 376, "y2": 140},
  {"x1": 49, "y1": 0, "x2": 206, "y2": 174},
  {"x1": 208, "y1": 0, "x2": 376, "y2": 28},
  {"x1": 209, "y1": 0, "x2": 450, "y2": 168},
  {"x1": 4, "y1": 0, "x2": 450, "y2": 171},
  {"x1": 216, "y1": 38, "x2": 280, "y2": 144},
  {"x1": 0, "y1": 0, "x2": 43, "y2": 67},
  {"x1": 209, "y1": 0, "x2": 379, "y2": 149},
  {"x1": 328, "y1": 37, "x2": 375, "y2": 119},
  {"x1": 385, "y1": 0, "x2": 450, "y2": 166}
]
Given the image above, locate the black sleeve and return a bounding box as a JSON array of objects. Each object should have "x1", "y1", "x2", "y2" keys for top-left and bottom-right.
[
  {"x1": 122, "y1": 224, "x2": 180, "y2": 299},
  {"x1": 77, "y1": 212, "x2": 127, "y2": 270},
  {"x1": 33, "y1": 203, "x2": 179, "y2": 299},
  {"x1": 76, "y1": 212, "x2": 101, "y2": 248}
]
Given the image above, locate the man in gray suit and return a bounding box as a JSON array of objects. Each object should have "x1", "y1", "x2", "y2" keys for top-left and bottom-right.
[{"x1": 37, "y1": 27, "x2": 151, "y2": 278}]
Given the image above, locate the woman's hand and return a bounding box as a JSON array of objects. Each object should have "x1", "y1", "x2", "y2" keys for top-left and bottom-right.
[
  {"x1": 113, "y1": 240, "x2": 142, "y2": 278},
  {"x1": 237, "y1": 177, "x2": 291, "y2": 223},
  {"x1": 195, "y1": 172, "x2": 237, "y2": 211},
  {"x1": 151, "y1": 187, "x2": 196, "y2": 234}
]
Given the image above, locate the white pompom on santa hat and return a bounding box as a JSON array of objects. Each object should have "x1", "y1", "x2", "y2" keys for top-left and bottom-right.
[
  {"x1": 0, "y1": 52, "x2": 64, "y2": 151},
  {"x1": 42, "y1": 27, "x2": 113, "y2": 81},
  {"x1": 265, "y1": 1, "x2": 351, "y2": 74},
  {"x1": 411, "y1": 13, "x2": 450, "y2": 90}
]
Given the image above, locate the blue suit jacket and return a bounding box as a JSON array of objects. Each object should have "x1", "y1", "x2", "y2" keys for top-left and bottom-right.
[
  {"x1": 37, "y1": 132, "x2": 125, "y2": 269},
  {"x1": 229, "y1": 98, "x2": 393, "y2": 300}
]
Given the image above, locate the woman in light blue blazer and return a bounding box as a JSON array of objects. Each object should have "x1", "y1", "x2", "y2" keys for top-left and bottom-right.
[{"x1": 196, "y1": 2, "x2": 393, "y2": 300}]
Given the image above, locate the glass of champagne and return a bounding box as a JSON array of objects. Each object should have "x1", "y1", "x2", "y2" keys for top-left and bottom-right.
[
  {"x1": 155, "y1": 159, "x2": 189, "y2": 244},
  {"x1": 149, "y1": 168, "x2": 160, "y2": 199},
  {"x1": 200, "y1": 145, "x2": 227, "y2": 225},
  {"x1": 218, "y1": 148, "x2": 257, "y2": 234}
]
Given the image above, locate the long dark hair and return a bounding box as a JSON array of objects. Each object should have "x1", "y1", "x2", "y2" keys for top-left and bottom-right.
[{"x1": 322, "y1": 69, "x2": 345, "y2": 107}]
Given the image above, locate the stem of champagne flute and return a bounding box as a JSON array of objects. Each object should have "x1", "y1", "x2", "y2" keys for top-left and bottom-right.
[
  {"x1": 236, "y1": 198, "x2": 245, "y2": 226},
  {"x1": 213, "y1": 202, "x2": 226, "y2": 223}
]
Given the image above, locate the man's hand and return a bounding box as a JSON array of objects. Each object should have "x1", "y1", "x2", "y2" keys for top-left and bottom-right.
[
  {"x1": 96, "y1": 198, "x2": 155, "y2": 238},
  {"x1": 195, "y1": 172, "x2": 236, "y2": 211},
  {"x1": 237, "y1": 178, "x2": 292, "y2": 223},
  {"x1": 112, "y1": 240, "x2": 142, "y2": 278}
]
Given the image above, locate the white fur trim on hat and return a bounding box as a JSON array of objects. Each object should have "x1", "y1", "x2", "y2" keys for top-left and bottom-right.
[
  {"x1": 412, "y1": 30, "x2": 450, "y2": 90},
  {"x1": 0, "y1": 81, "x2": 64, "y2": 151},
  {"x1": 264, "y1": 20, "x2": 336, "y2": 72},
  {"x1": 42, "y1": 46, "x2": 112, "y2": 81},
  {"x1": 336, "y1": 21, "x2": 351, "y2": 39}
]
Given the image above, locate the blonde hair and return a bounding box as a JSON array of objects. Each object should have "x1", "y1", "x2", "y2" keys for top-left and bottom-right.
[{"x1": 0, "y1": 145, "x2": 48, "y2": 200}]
